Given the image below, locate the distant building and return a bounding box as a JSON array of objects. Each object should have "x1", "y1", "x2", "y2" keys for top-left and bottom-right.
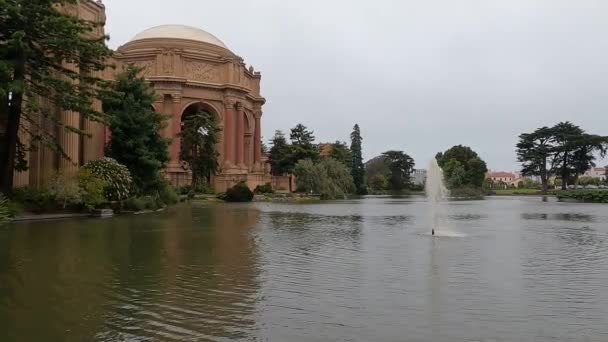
[
  {"x1": 584, "y1": 167, "x2": 607, "y2": 180},
  {"x1": 487, "y1": 172, "x2": 517, "y2": 183},
  {"x1": 412, "y1": 169, "x2": 427, "y2": 186},
  {"x1": 319, "y1": 143, "x2": 333, "y2": 158}
]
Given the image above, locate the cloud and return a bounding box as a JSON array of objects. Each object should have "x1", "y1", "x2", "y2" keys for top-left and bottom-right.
[{"x1": 103, "y1": 0, "x2": 608, "y2": 170}]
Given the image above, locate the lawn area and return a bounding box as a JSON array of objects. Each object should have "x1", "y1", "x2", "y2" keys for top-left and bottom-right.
[{"x1": 492, "y1": 188, "x2": 545, "y2": 196}]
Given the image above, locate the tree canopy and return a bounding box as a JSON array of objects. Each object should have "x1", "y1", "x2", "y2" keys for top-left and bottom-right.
[
  {"x1": 0, "y1": 0, "x2": 113, "y2": 192},
  {"x1": 179, "y1": 109, "x2": 220, "y2": 190},
  {"x1": 517, "y1": 122, "x2": 608, "y2": 192},
  {"x1": 294, "y1": 158, "x2": 355, "y2": 199},
  {"x1": 436, "y1": 145, "x2": 487, "y2": 189},
  {"x1": 102, "y1": 65, "x2": 170, "y2": 195},
  {"x1": 382, "y1": 150, "x2": 415, "y2": 192}
]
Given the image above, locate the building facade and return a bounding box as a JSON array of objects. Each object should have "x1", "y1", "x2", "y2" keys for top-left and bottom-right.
[
  {"x1": 112, "y1": 25, "x2": 269, "y2": 192},
  {"x1": 13, "y1": 0, "x2": 107, "y2": 188},
  {"x1": 14, "y1": 1, "x2": 270, "y2": 192},
  {"x1": 584, "y1": 167, "x2": 607, "y2": 180}
]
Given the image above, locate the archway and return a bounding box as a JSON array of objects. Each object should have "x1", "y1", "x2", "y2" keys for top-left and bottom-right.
[{"x1": 179, "y1": 102, "x2": 220, "y2": 189}]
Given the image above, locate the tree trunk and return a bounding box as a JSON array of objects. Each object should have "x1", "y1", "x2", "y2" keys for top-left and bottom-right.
[
  {"x1": 541, "y1": 177, "x2": 548, "y2": 195},
  {"x1": 0, "y1": 55, "x2": 25, "y2": 194}
]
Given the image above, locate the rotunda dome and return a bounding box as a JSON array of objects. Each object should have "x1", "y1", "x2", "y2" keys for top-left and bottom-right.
[{"x1": 130, "y1": 24, "x2": 228, "y2": 50}]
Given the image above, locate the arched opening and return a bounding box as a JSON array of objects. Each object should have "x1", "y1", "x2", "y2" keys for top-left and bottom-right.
[{"x1": 179, "y1": 102, "x2": 220, "y2": 190}]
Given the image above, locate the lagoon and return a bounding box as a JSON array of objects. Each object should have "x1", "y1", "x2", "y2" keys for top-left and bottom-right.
[{"x1": 1, "y1": 196, "x2": 608, "y2": 341}]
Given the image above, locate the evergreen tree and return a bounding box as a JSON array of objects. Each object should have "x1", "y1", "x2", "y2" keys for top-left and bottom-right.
[
  {"x1": 102, "y1": 65, "x2": 170, "y2": 195},
  {"x1": 326, "y1": 141, "x2": 352, "y2": 168},
  {"x1": 179, "y1": 110, "x2": 220, "y2": 190},
  {"x1": 290, "y1": 123, "x2": 319, "y2": 163},
  {"x1": 382, "y1": 150, "x2": 415, "y2": 192},
  {"x1": 268, "y1": 130, "x2": 292, "y2": 175},
  {"x1": 350, "y1": 124, "x2": 366, "y2": 194},
  {"x1": 0, "y1": 0, "x2": 113, "y2": 192},
  {"x1": 516, "y1": 127, "x2": 556, "y2": 194},
  {"x1": 517, "y1": 122, "x2": 608, "y2": 191}
]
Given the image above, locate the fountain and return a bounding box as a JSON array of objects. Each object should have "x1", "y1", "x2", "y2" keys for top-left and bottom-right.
[{"x1": 426, "y1": 159, "x2": 449, "y2": 236}]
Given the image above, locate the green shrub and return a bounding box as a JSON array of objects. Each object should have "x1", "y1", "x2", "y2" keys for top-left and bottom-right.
[
  {"x1": 77, "y1": 170, "x2": 107, "y2": 210},
  {"x1": 123, "y1": 197, "x2": 146, "y2": 212},
  {"x1": 48, "y1": 172, "x2": 82, "y2": 209},
  {"x1": 254, "y1": 182, "x2": 274, "y2": 194},
  {"x1": 557, "y1": 190, "x2": 608, "y2": 203},
  {"x1": 449, "y1": 186, "x2": 484, "y2": 199},
  {"x1": 223, "y1": 182, "x2": 254, "y2": 202},
  {"x1": 83, "y1": 158, "x2": 132, "y2": 201},
  {"x1": 11, "y1": 186, "x2": 58, "y2": 213},
  {"x1": 157, "y1": 180, "x2": 179, "y2": 205},
  {"x1": 0, "y1": 193, "x2": 10, "y2": 224}
]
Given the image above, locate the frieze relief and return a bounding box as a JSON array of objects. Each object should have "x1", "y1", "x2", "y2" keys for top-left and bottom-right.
[
  {"x1": 132, "y1": 60, "x2": 155, "y2": 77},
  {"x1": 184, "y1": 60, "x2": 220, "y2": 82}
]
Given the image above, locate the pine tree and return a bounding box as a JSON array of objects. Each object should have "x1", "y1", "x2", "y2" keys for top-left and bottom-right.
[
  {"x1": 179, "y1": 110, "x2": 220, "y2": 190},
  {"x1": 350, "y1": 124, "x2": 366, "y2": 195},
  {"x1": 102, "y1": 65, "x2": 170, "y2": 195},
  {"x1": 0, "y1": 0, "x2": 113, "y2": 192}
]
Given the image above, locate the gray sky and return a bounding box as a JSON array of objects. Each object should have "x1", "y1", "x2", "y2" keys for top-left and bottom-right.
[{"x1": 103, "y1": 0, "x2": 608, "y2": 171}]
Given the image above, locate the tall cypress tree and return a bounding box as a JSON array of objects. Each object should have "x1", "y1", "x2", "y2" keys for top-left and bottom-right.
[
  {"x1": 0, "y1": 0, "x2": 113, "y2": 193},
  {"x1": 350, "y1": 124, "x2": 366, "y2": 195},
  {"x1": 102, "y1": 65, "x2": 170, "y2": 195}
]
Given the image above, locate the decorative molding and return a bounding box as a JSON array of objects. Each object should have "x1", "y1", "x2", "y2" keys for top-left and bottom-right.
[
  {"x1": 183, "y1": 60, "x2": 220, "y2": 82},
  {"x1": 132, "y1": 60, "x2": 155, "y2": 77}
]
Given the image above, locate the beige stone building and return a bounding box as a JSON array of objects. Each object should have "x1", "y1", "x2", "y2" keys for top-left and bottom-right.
[{"x1": 14, "y1": 1, "x2": 270, "y2": 192}]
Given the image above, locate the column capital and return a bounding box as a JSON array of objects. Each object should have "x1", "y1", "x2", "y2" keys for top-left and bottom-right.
[
  {"x1": 235, "y1": 101, "x2": 244, "y2": 111},
  {"x1": 254, "y1": 111, "x2": 263, "y2": 119},
  {"x1": 171, "y1": 94, "x2": 181, "y2": 103},
  {"x1": 224, "y1": 100, "x2": 236, "y2": 110}
]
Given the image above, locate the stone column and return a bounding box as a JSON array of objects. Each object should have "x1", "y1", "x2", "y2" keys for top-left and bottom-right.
[
  {"x1": 223, "y1": 101, "x2": 235, "y2": 168},
  {"x1": 58, "y1": 110, "x2": 80, "y2": 175},
  {"x1": 236, "y1": 103, "x2": 245, "y2": 168},
  {"x1": 253, "y1": 111, "x2": 262, "y2": 168},
  {"x1": 170, "y1": 94, "x2": 182, "y2": 165}
]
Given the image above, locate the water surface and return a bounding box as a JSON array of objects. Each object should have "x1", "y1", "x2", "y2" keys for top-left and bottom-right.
[{"x1": 1, "y1": 196, "x2": 608, "y2": 341}]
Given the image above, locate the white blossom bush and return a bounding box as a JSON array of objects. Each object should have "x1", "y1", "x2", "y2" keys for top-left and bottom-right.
[{"x1": 83, "y1": 158, "x2": 133, "y2": 201}]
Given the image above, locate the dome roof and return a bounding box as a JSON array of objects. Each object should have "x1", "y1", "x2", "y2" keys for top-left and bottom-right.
[{"x1": 130, "y1": 25, "x2": 228, "y2": 49}]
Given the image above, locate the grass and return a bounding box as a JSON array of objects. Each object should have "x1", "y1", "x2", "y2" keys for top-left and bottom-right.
[{"x1": 492, "y1": 188, "x2": 545, "y2": 196}]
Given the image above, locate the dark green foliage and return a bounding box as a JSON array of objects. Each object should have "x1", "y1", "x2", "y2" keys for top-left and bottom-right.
[
  {"x1": 179, "y1": 109, "x2": 220, "y2": 190},
  {"x1": 557, "y1": 190, "x2": 608, "y2": 203},
  {"x1": 436, "y1": 145, "x2": 488, "y2": 191},
  {"x1": 289, "y1": 123, "x2": 319, "y2": 163},
  {"x1": 293, "y1": 158, "x2": 355, "y2": 200},
  {"x1": 10, "y1": 187, "x2": 57, "y2": 213},
  {"x1": 102, "y1": 65, "x2": 170, "y2": 195},
  {"x1": 268, "y1": 130, "x2": 292, "y2": 175},
  {"x1": 327, "y1": 141, "x2": 352, "y2": 169},
  {"x1": 223, "y1": 182, "x2": 254, "y2": 202},
  {"x1": 517, "y1": 122, "x2": 608, "y2": 193},
  {"x1": 83, "y1": 158, "x2": 132, "y2": 201},
  {"x1": 350, "y1": 124, "x2": 366, "y2": 195},
  {"x1": 0, "y1": 0, "x2": 113, "y2": 192},
  {"x1": 254, "y1": 183, "x2": 274, "y2": 194},
  {"x1": 0, "y1": 193, "x2": 10, "y2": 223},
  {"x1": 157, "y1": 180, "x2": 179, "y2": 205},
  {"x1": 382, "y1": 151, "x2": 415, "y2": 192},
  {"x1": 365, "y1": 155, "x2": 390, "y2": 191}
]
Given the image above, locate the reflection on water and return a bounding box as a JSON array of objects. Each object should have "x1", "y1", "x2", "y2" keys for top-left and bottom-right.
[
  {"x1": 1, "y1": 197, "x2": 608, "y2": 341},
  {"x1": 0, "y1": 204, "x2": 261, "y2": 342}
]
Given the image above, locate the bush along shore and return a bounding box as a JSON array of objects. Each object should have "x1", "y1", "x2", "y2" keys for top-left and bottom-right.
[
  {"x1": 3, "y1": 158, "x2": 182, "y2": 221},
  {"x1": 556, "y1": 190, "x2": 608, "y2": 203}
]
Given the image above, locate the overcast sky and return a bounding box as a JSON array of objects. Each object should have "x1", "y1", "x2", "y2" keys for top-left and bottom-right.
[{"x1": 103, "y1": 0, "x2": 608, "y2": 171}]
